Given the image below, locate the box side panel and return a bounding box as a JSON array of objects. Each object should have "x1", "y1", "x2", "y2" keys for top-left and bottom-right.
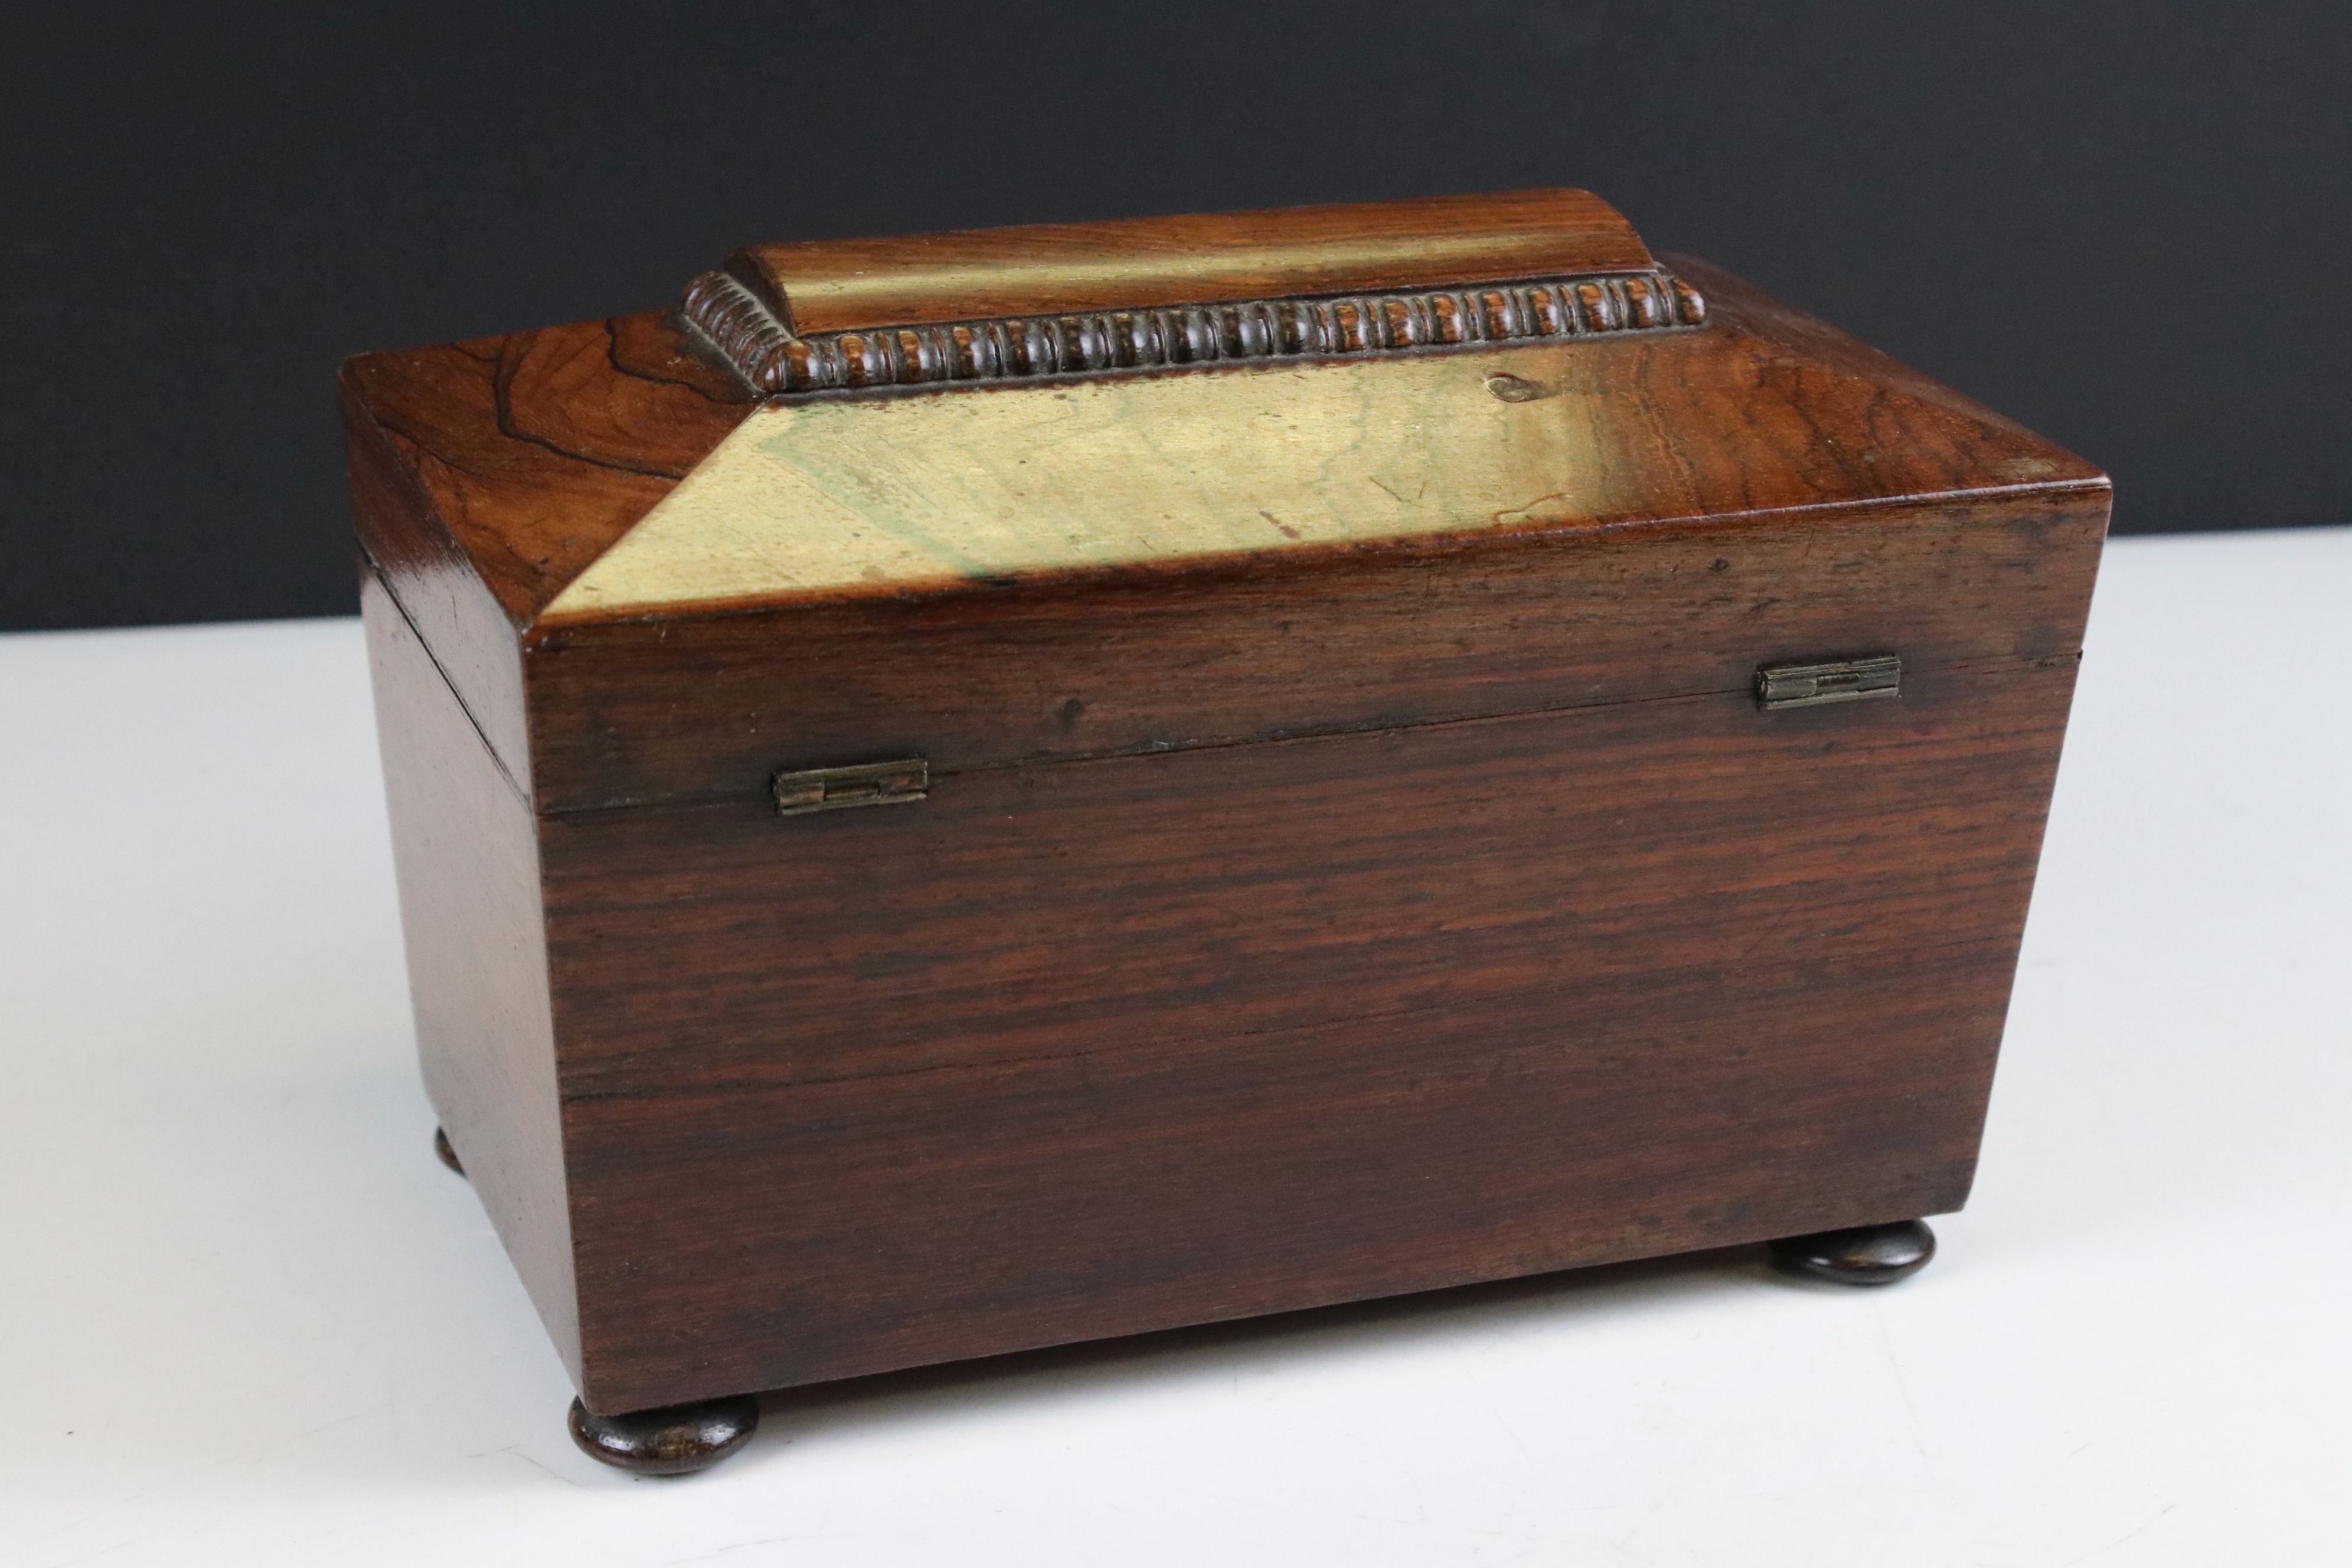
[
  {"x1": 361, "y1": 572, "x2": 581, "y2": 1385},
  {"x1": 569, "y1": 940, "x2": 2010, "y2": 1409},
  {"x1": 524, "y1": 493, "x2": 2104, "y2": 813},
  {"x1": 548, "y1": 641, "x2": 2081, "y2": 1410},
  {"x1": 550, "y1": 662, "x2": 2073, "y2": 1093}
]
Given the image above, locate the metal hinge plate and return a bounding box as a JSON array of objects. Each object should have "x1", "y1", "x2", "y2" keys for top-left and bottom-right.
[
  {"x1": 773, "y1": 759, "x2": 929, "y2": 816},
  {"x1": 1756, "y1": 655, "x2": 1903, "y2": 710}
]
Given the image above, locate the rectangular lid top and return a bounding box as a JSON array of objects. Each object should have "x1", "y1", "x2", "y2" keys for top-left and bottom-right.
[
  {"x1": 727, "y1": 188, "x2": 1655, "y2": 336},
  {"x1": 688, "y1": 188, "x2": 1689, "y2": 398}
]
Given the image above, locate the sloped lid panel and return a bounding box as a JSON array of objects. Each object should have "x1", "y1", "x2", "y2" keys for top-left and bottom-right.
[{"x1": 545, "y1": 270, "x2": 2096, "y2": 626}]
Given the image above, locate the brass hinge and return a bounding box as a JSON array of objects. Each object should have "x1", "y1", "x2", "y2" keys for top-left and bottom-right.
[
  {"x1": 1756, "y1": 655, "x2": 1903, "y2": 710},
  {"x1": 773, "y1": 759, "x2": 929, "y2": 816}
]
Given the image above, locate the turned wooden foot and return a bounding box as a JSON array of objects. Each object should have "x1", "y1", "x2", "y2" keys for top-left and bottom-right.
[
  {"x1": 1769, "y1": 1219, "x2": 1936, "y2": 1285},
  {"x1": 433, "y1": 1125, "x2": 465, "y2": 1176},
  {"x1": 568, "y1": 1394, "x2": 760, "y2": 1475}
]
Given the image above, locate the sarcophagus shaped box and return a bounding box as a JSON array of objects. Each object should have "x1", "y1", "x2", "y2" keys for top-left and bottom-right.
[{"x1": 344, "y1": 190, "x2": 2106, "y2": 1472}]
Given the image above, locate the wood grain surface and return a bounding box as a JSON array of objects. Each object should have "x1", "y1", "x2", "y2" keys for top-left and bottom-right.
[
  {"x1": 544, "y1": 654, "x2": 2073, "y2": 1092},
  {"x1": 562, "y1": 961, "x2": 2020, "y2": 1413},
  {"x1": 566, "y1": 936, "x2": 2008, "y2": 1407},
  {"x1": 360, "y1": 571, "x2": 581, "y2": 1386}
]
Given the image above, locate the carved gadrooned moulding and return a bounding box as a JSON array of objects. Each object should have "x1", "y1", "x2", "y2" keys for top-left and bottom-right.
[{"x1": 682, "y1": 266, "x2": 1707, "y2": 396}]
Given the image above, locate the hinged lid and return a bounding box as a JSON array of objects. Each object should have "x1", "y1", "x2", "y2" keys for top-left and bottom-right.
[
  {"x1": 771, "y1": 759, "x2": 929, "y2": 816},
  {"x1": 340, "y1": 187, "x2": 2108, "y2": 814}
]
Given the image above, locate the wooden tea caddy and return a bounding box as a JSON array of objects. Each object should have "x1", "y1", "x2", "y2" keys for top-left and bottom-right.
[{"x1": 344, "y1": 190, "x2": 2107, "y2": 1474}]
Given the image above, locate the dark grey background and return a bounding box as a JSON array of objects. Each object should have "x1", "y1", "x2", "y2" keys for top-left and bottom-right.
[{"x1": 5, "y1": 2, "x2": 2346, "y2": 632}]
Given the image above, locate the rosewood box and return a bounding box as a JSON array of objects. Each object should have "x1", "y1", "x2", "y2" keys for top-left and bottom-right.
[{"x1": 344, "y1": 189, "x2": 2107, "y2": 1473}]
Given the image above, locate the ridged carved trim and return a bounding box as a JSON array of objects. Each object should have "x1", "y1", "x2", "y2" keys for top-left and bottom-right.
[{"x1": 682, "y1": 269, "x2": 1706, "y2": 396}]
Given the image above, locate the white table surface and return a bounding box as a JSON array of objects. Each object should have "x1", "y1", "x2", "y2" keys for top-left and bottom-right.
[{"x1": 2, "y1": 527, "x2": 2346, "y2": 1567}]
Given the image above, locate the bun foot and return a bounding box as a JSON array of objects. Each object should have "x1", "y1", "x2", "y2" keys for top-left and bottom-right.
[
  {"x1": 1769, "y1": 1219, "x2": 1936, "y2": 1285},
  {"x1": 433, "y1": 1126, "x2": 465, "y2": 1176},
  {"x1": 568, "y1": 1394, "x2": 760, "y2": 1475}
]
